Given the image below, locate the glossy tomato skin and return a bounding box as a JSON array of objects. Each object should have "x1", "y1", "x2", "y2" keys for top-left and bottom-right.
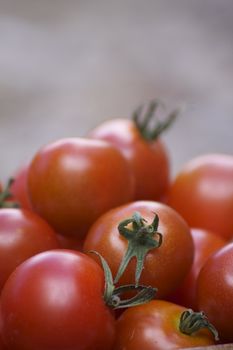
[
  {"x1": 0, "y1": 208, "x2": 60, "y2": 291},
  {"x1": 168, "y1": 228, "x2": 226, "y2": 310},
  {"x1": 84, "y1": 201, "x2": 194, "y2": 298},
  {"x1": 89, "y1": 119, "x2": 170, "y2": 201},
  {"x1": 28, "y1": 138, "x2": 135, "y2": 238},
  {"x1": 197, "y1": 242, "x2": 233, "y2": 343},
  {"x1": 10, "y1": 165, "x2": 32, "y2": 210},
  {"x1": 113, "y1": 300, "x2": 215, "y2": 350},
  {"x1": 1, "y1": 250, "x2": 115, "y2": 350},
  {"x1": 167, "y1": 154, "x2": 233, "y2": 240}
]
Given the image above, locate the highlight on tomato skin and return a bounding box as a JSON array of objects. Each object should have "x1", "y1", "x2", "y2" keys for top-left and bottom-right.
[
  {"x1": 27, "y1": 137, "x2": 135, "y2": 239},
  {"x1": 167, "y1": 153, "x2": 233, "y2": 241},
  {"x1": 197, "y1": 242, "x2": 233, "y2": 343},
  {"x1": 113, "y1": 300, "x2": 217, "y2": 350},
  {"x1": 0, "y1": 249, "x2": 116, "y2": 350},
  {"x1": 83, "y1": 200, "x2": 194, "y2": 299},
  {"x1": 167, "y1": 228, "x2": 227, "y2": 310}
]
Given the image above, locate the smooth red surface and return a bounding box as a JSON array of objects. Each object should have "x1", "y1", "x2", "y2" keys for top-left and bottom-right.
[
  {"x1": 10, "y1": 165, "x2": 32, "y2": 210},
  {"x1": 1, "y1": 250, "x2": 115, "y2": 350},
  {"x1": 197, "y1": 242, "x2": 233, "y2": 343},
  {"x1": 28, "y1": 137, "x2": 135, "y2": 238},
  {"x1": 0, "y1": 208, "x2": 60, "y2": 291},
  {"x1": 89, "y1": 118, "x2": 170, "y2": 201},
  {"x1": 84, "y1": 200, "x2": 194, "y2": 298},
  {"x1": 0, "y1": 209, "x2": 60, "y2": 290},
  {"x1": 167, "y1": 154, "x2": 233, "y2": 240},
  {"x1": 113, "y1": 300, "x2": 215, "y2": 350},
  {"x1": 168, "y1": 228, "x2": 226, "y2": 310}
]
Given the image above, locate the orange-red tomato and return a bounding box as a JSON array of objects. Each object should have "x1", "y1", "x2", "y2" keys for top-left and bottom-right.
[
  {"x1": 10, "y1": 165, "x2": 32, "y2": 210},
  {"x1": 89, "y1": 118, "x2": 170, "y2": 201},
  {"x1": 168, "y1": 228, "x2": 226, "y2": 310},
  {"x1": 197, "y1": 242, "x2": 233, "y2": 343},
  {"x1": 28, "y1": 138, "x2": 135, "y2": 238},
  {"x1": 167, "y1": 154, "x2": 233, "y2": 240},
  {"x1": 113, "y1": 300, "x2": 216, "y2": 350},
  {"x1": 84, "y1": 201, "x2": 194, "y2": 298}
]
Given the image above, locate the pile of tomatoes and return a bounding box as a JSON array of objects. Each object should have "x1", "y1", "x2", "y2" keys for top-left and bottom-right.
[{"x1": 0, "y1": 101, "x2": 232, "y2": 350}]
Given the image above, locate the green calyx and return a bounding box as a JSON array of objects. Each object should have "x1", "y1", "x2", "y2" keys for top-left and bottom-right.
[
  {"x1": 0, "y1": 178, "x2": 19, "y2": 208},
  {"x1": 179, "y1": 309, "x2": 219, "y2": 341},
  {"x1": 114, "y1": 211, "x2": 162, "y2": 287},
  {"x1": 132, "y1": 99, "x2": 179, "y2": 141},
  {"x1": 90, "y1": 251, "x2": 157, "y2": 310}
]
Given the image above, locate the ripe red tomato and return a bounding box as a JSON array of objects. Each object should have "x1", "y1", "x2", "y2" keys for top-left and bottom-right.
[
  {"x1": 84, "y1": 201, "x2": 194, "y2": 298},
  {"x1": 28, "y1": 137, "x2": 135, "y2": 238},
  {"x1": 88, "y1": 101, "x2": 174, "y2": 201},
  {"x1": 1, "y1": 250, "x2": 116, "y2": 350},
  {"x1": 0, "y1": 208, "x2": 60, "y2": 291},
  {"x1": 197, "y1": 242, "x2": 233, "y2": 343},
  {"x1": 10, "y1": 165, "x2": 32, "y2": 210},
  {"x1": 113, "y1": 300, "x2": 216, "y2": 350},
  {"x1": 168, "y1": 228, "x2": 226, "y2": 310},
  {"x1": 56, "y1": 233, "x2": 84, "y2": 251},
  {"x1": 167, "y1": 154, "x2": 233, "y2": 240}
]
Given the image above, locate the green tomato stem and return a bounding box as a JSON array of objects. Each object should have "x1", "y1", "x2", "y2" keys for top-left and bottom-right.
[
  {"x1": 179, "y1": 309, "x2": 219, "y2": 341},
  {"x1": 132, "y1": 99, "x2": 179, "y2": 141},
  {"x1": 0, "y1": 178, "x2": 19, "y2": 208},
  {"x1": 90, "y1": 251, "x2": 157, "y2": 310},
  {"x1": 114, "y1": 211, "x2": 162, "y2": 287}
]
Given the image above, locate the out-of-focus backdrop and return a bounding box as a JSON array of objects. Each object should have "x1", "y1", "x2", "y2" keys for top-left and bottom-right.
[{"x1": 0, "y1": 0, "x2": 232, "y2": 181}]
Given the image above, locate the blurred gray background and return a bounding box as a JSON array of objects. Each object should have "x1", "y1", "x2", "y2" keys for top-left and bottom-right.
[{"x1": 0, "y1": 0, "x2": 233, "y2": 182}]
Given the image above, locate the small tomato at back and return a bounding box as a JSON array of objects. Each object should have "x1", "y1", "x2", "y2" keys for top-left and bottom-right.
[{"x1": 89, "y1": 101, "x2": 176, "y2": 201}]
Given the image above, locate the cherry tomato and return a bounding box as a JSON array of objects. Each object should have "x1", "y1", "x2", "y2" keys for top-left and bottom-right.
[
  {"x1": 84, "y1": 201, "x2": 194, "y2": 298},
  {"x1": 28, "y1": 137, "x2": 135, "y2": 238},
  {"x1": 0, "y1": 208, "x2": 60, "y2": 291},
  {"x1": 88, "y1": 101, "x2": 175, "y2": 201},
  {"x1": 168, "y1": 228, "x2": 226, "y2": 310},
  {"x1": 197, "y1": 242, "x2": 233, "y2": 343},
  {"x1": 167, "y1": 154, "x2": 233, "y2": 240},
  {"x1": 56, "y1": 233, "x2": 84, "y2": 251},
  {"x1": 10, "y1": 165, "x2": 32, "y2": 210},
  {"x1": 1, "y1": 250, "x2": 116, "y2": 350},
  {"x1": 113, "y1": 300, "x2": 216, "y2": 350}
]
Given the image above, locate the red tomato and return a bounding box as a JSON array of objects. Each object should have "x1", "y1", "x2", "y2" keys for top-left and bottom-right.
[
  {"x1": 197, "y1": 242, "x2": 233, "y2": 343},
  {"x1": 56, "y1": 233, "x2": 84, "y2": 251},
  {"x1": 89, "y1": 109, "x2": 171, "y2": 201},
  {"x1": 84, "y1": 201, "x2": 194, "y2": 298},
  {"x1": 167, "y1": 154, "x2": 233, "y2": 240},
  {"x1": 1, "y1": 250, "x2": 115, "y2": 350},
  {"x1": 0, "y1": 313, "x2": 7, "y2": 350},
  {"x1": 113, "y1": 300, "x2": 216, "y2": 350},
  {"x1": 28, "y1": 138, "x2": 135, "y2": 238},
  {"x1": 0, "y1": 208, "x2": 60, "y2": 291},
  {"x1": 10, "y1": 165, "x2": 32, "y2": 210},
  {"x1": 168, "y1": 228, "x2": 226, "y2": 310}
]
